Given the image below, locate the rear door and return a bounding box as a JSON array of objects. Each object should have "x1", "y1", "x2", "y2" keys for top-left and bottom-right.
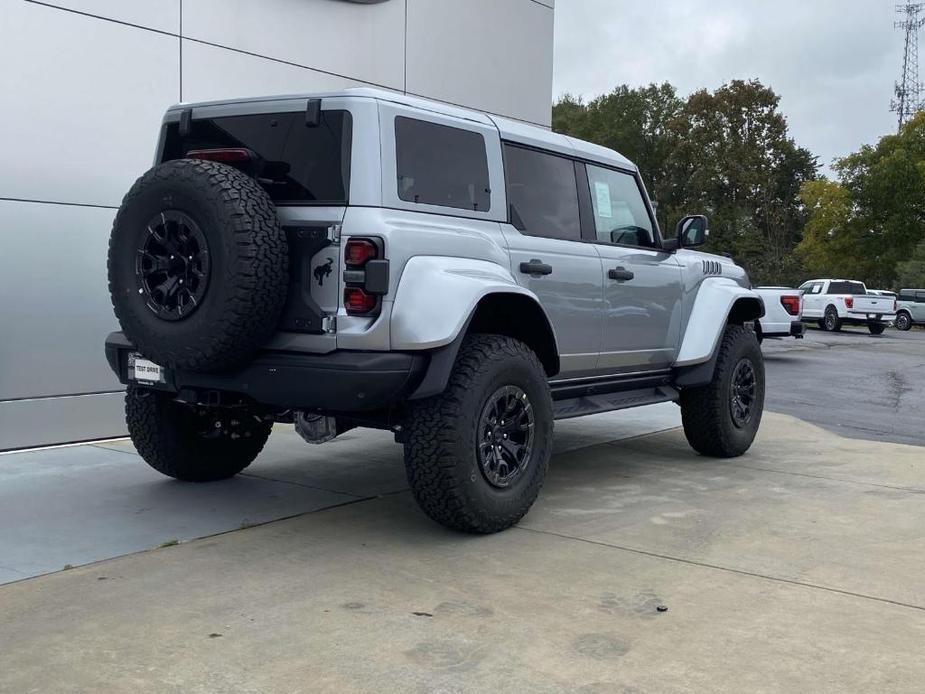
[
  {"x1": 160, "y1": 97, "x2": 364, "y2": 351},
  {"x1": 916, "y1": 292, "x2": 925, "y2": 321},
  {"x1": 579, "y1": 162, "x2": 682, "y2": 371},
  {"x1": 500, "y1": 143, "x2": 603, "y2": 377}
]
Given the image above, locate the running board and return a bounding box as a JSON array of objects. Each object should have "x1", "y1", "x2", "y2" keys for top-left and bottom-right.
[{"x1": 552, "y1": 385, "x2": 679, "y2": 421}]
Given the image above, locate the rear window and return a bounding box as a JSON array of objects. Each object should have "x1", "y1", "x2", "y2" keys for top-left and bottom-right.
[
  {"x1": 161, "y1": 110, "x2": 352, "y2": 204},
  {"x1": 826, "y1": 281, "x2": 867, "y2": 295},
  {"x1": 395, "y1": 117, "x2": 491, "y2": 212}
]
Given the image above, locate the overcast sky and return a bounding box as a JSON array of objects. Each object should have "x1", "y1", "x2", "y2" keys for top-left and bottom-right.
[{"x1": 553, "y1": 0, "x2": 906, "y2": 174}]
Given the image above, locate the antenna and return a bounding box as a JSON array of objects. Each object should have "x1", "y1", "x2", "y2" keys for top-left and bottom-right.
[{"x1": 891, "y1": 3, "x2": 925, "y2": 132}]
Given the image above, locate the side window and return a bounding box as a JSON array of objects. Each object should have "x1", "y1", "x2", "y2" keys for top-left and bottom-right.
[
  {"x1": 809, "y1": 283, "x2": 823, "y2": 295},
  {"x1": 899, "y1": 290, "x2": 913, "y2": 301},
  {"x1": 916, "y1": 292, "x2": 925, "y2": 303},
  {"x1": 503, "y1": 144, "x2": 581, "y2": 241},
  {"x1": 586, "y1": 164, "x2": 655, "y2": 247},
  {"x1": 394, "y1": 117, "x2": 490, "y2": 212}
]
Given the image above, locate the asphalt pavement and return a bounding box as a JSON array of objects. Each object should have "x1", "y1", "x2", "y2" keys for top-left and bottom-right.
[{"x1": 762, "y1": 326, "x2": 925, "y2": 446}]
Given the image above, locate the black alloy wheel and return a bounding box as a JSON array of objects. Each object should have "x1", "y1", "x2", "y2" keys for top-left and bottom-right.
[
  {"x1": 729, "y1": 358, "x2": 758, "y2": 428},
  {"x1": 136, "y1": 210, "x2": 210, "y2": 321},
  {"x1": 477, "y1": 385, "x2": 536, "y2": 488}
]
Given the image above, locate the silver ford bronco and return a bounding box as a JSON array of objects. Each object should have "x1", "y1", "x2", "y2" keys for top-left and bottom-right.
[{"x1": 105, "y1": 88, "x2": 766, "y2": 533}]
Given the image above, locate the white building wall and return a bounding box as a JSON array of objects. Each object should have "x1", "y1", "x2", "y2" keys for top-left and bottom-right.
[{"x1": 0, "y1": 0, "x2": 554, "y2": 450}]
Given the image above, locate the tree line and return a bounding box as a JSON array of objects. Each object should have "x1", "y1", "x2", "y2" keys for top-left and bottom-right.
[{"x1": 553, "y1": 80, "x2": 925, "y2": 289}]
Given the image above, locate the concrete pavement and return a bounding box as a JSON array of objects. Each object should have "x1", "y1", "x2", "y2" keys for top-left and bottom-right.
[
  {"x1": 1, "y1": 412, "x2": 923, "y2": 693},
  {"x1": 0, "y1": 403, "x2": 682, "y2": 584}
]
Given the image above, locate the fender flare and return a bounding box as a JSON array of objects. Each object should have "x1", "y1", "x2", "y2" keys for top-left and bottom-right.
[
  {"x1": 390, "y1": 256, "x2": 559, "y2": 399},
  {"x1": 675, "y1": 278, "x2": 764, "y2": 371},
  {"x1": 391, "y1": 256, "x2": 555, "y2": 350}
]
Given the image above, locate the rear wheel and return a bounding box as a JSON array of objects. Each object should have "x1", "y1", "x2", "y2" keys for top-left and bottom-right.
[
  {"x1": 896, "y1": 312, "x2": 913, "y2": 331},
  {"x1": 823, "y1": 306, "x2": 842, "y2": 332},
  {"x1": 125, "y1": 386, "x2": 272, "y2": 482},
  {"x1": 680, "y1": 325, "x2": 765, "y2": 458},
  {"x1": 868, "y1": 323, "x2": 886, "y2": 335},
  {"x1": 403, "y1": 335, "x2": 553, "y2": 533}
]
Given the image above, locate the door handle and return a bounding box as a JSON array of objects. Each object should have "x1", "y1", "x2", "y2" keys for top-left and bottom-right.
[
  {"x1": 519, "y1": 259, "x2": 553, "y2": 276},
  {"x1": 608, "y1": 267, "x2": 635, "y2": 282}
]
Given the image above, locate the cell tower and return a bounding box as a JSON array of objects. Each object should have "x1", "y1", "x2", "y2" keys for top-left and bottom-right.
[{"x1": 892, "y1": 3, "x2": 925, "y2": 131}]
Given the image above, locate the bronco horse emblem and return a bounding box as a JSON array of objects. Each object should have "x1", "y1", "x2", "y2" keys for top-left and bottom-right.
[{"x1": 314, "y1": 257, "x2": 334, "y2": 286}]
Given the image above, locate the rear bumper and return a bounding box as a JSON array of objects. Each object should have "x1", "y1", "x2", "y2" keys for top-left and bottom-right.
[
  {"x1": 105, "y1": 332, "x2": 427, "y2": 412},
  {"x1": 844, "y1": 312, "x2": 896, "y2": 324}
]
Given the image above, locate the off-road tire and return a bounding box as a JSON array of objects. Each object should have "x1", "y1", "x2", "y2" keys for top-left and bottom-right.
[
  {"x1": 823, "y1": 306, "x2": 842, "y2": 332},
  {"x1": 109, "y1": 159, "x2": 288, "y2": 372},
  {"x1": 868, "y1": 322, "x2": 886, "y2": 335},
  {"x1": 403, "y1": 335, "x2": 553, "y2": 534},
  {"x1": 896, "y1": 311, "x2": 913, "y2": 331},
  {"x1": 680, "y1": 325, "x2": 765, "y2": 458},
  {"x1": 125, "y1": 385, "x2": 272, "y2": 482}
]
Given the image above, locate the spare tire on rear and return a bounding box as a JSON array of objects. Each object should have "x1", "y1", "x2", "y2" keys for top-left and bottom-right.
[{"x1": 108, "y1": 159, "x2": 288, "y2": 372}]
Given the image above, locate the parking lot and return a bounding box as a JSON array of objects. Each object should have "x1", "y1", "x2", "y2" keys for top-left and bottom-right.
[
  {"x1": 763, "y1": 326, "x2": 925, "y2": 446},
  {"x1": 1, "y1": 329, "x2": 923, "y2": 692}
]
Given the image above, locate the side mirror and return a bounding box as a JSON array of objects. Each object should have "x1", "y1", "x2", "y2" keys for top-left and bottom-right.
[{"x1": 676, "y1": 215, "x2": 709, "y2": 248}]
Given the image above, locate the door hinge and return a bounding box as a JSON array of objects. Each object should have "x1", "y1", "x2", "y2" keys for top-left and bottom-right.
[
  {"x1": 327, "y1": 224, "x2": 342, "y2": 245},
  {"x1": 322, "y1": 315, "x2": 337, "y2": 334}
]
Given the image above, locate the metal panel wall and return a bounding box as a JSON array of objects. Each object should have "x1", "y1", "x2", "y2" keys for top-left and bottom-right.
[{"x1": 0, "y1": 0, "x2": 554, "y2": 450}]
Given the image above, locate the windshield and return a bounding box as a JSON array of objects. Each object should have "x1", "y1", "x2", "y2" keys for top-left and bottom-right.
[{"x1": 161, "y1": 110, "x2": 352, "y2": 205}]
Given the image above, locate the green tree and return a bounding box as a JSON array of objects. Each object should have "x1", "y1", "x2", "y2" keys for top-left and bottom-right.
[
  {"x1": 799, "y1": 111, "x2": 925, "y2": 287},
  {"x1": 896, "y1": 238, "x2": 925, "y2": 287},
  {"x1": 666, "y1": 80, "x2": 817, "y2": 285}
]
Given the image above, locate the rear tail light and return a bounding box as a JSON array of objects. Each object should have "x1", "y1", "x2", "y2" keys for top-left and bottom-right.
[
  {"x1": 342, "y1": 237, "x2": 388, "y2": 316},
  {"x1": 343, "y1": 287, "x2": 377, "y2": 314},
  {"x1": 186, "y1": 148, "x2": 253, "y2": 164},
  {"x1": 780, "y1": 295, "x2": 800, "y2": 316},
  {"x1": 845, "y1": 297, "x2": 854, "y2": 309},
  {"x1": 344, "y1": 239, "x2": 378, "y2": 267}
]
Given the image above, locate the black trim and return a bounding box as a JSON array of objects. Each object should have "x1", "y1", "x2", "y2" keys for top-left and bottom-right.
[
  {"x1": 553, "y1": 385, "x2": 678, "y2": 420},
  {"x1": 279, "y1": 225, "x2": 334, "y2": 334},
  {"x1": 549, "y1": 371, "x2": 672, "y2": 401},
  {"x1": 105, "y1": 333, "x2": 426, "y2": 413}
]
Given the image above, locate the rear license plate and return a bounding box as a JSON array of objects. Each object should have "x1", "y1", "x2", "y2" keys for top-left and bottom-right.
[
  {"x1": 127, "y1": 353, "x2": 166, "y2": 384},
  {"x1": 868, "y1": 314, "x2": 881, "y2": 320}
]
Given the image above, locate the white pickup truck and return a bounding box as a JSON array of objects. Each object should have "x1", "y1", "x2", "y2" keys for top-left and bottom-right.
[
  {"x1": 798, "y1": 279, "x2": 897, "y2": 334},
  {"x1": 754, "y1": 287, "x2": 804, "y2": 342}
]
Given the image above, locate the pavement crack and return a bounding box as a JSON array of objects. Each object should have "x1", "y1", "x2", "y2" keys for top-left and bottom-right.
[{"x1": 515, "y1": 526, "x2": 925, "y2": 612}]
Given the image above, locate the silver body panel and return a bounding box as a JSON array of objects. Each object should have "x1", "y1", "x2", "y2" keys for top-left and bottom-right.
[{"x1": 127, "y1": 90, "x2": 762, "y2": 390}]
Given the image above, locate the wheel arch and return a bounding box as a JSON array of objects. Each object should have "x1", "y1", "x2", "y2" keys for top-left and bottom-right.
[
  {"x1": 675, "y1": 279, "x2": 764, "y2": 368},
  {"x1": 408, "y1": 291, "x2": 560, "y2": 400}
]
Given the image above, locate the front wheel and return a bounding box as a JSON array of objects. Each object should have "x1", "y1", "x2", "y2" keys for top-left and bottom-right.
[
  {"x1": 125, "y1": 386, "x2": 272, "y2": 481},
  {"x1": 680, "y1": 325, "x2": 765, "y2": 458},
  {"x1": 895, "y1": 312, "x2": 913, "y2": 331},
  {"x1": 868, "y1": 323, "x2": 886, "y2": 335},
  {"x1": 403, "y1": 335, "x2": 553, "y2": 533}
]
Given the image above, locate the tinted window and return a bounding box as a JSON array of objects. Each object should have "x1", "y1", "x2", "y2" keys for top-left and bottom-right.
[
  {"x1": 395, "y1": 117, "x2": 490, "y2": 211},
  {"x1": 899, "y1": 290, "x2": 915, "y2": 301},
  {"x1": 504, "y1": 145, "x2": 581, "y2": 241},
  {"x1": 162, "y1": 110, "x2": 351, "y2": 204},
  {"x1": 917, "y1": 291, "x2": 925, "y2": 303},
  {"x1": 827, "y1": 281, "x2": 867, "y2": 295},
  {"x1": 586, "y1": 164, "x2": 655, "y2": 247}
]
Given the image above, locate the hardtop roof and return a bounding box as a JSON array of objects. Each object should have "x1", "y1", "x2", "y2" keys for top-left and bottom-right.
[{"x1": 168, "y1": 87, "x2": 637, "y2": 172}]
